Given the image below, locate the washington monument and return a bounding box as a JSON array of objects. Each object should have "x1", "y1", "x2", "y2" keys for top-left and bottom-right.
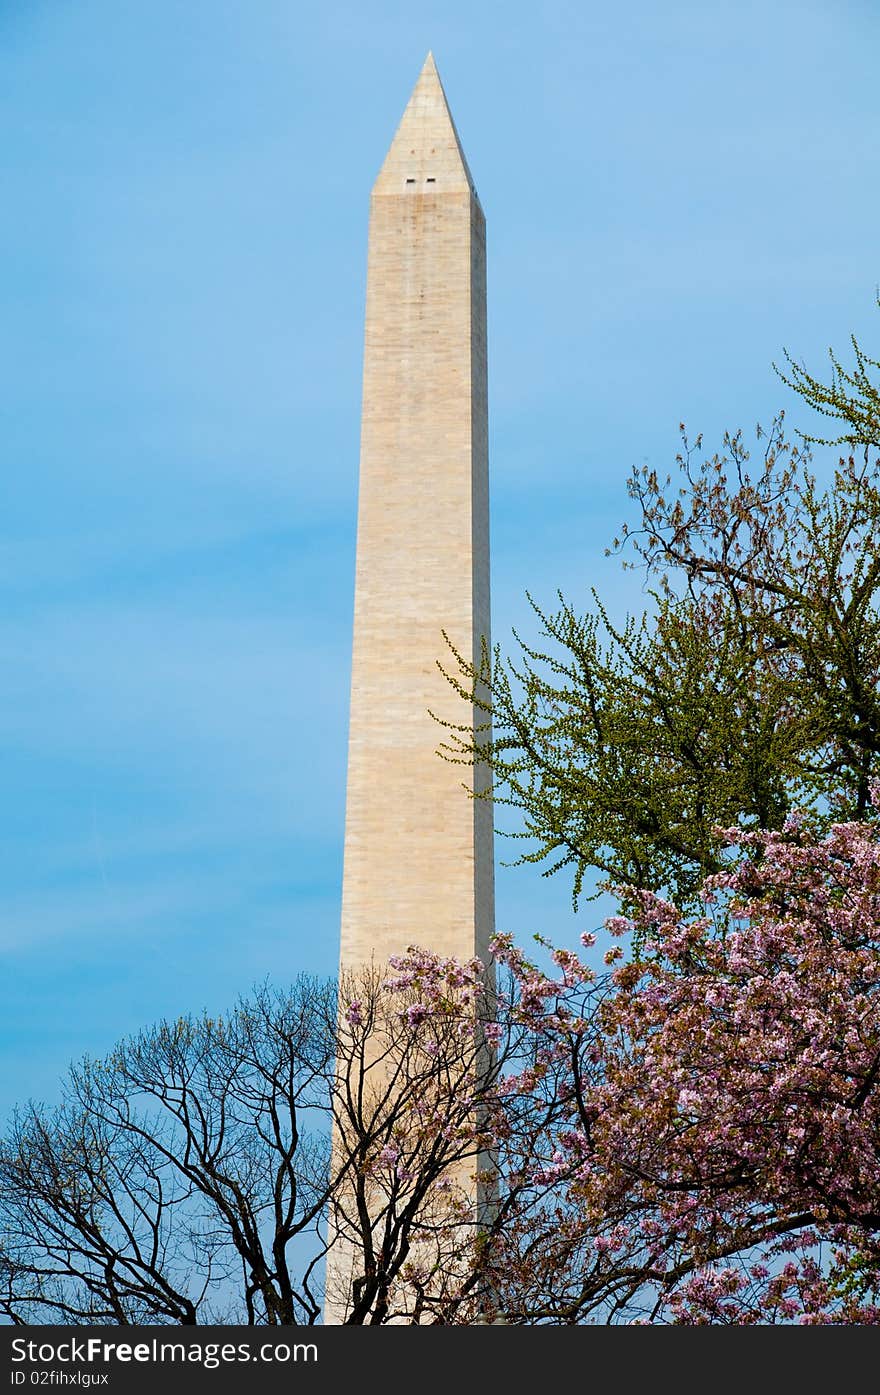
[
  {"x1": 339, "y1": 53, "x2": 494, "y2": 976},
  {"x1": 327, "y1": 54, "x2": 494, "y2": 1319}
]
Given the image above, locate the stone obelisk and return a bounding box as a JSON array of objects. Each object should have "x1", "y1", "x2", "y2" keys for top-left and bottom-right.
[
  {"x1": 339, "y1": 53, "x2": 493, "y2": 975},
  {"x1": 326, "y1": 54, "x2": 494, "y2": 1321}
]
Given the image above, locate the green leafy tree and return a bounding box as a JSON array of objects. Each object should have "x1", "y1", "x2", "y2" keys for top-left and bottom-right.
[{"x1": 441, "y1": 309, "x2": 880, "y2": 910}]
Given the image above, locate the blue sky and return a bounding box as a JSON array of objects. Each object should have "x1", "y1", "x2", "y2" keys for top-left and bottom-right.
[{"x1": 1, "y1": 0, "x2": 878, "y2": 1119}]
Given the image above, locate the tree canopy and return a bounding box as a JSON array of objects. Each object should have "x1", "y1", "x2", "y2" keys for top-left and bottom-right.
[
  {"x1": 0, "y1": 967, "x2": 519, "y2": 1326},
  {"x1": 441, "y1": 311, "x2": 880, "y2": 910}
]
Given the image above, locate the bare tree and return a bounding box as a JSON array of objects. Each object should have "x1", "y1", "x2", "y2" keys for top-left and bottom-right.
[
  {"x1": 0, "y1": 977, "x2": 337, "y2": 1325},
  {"x1": 327, "y1": 956, "x2": 511, "y2": 1324},
  {"x1": 0, "y1": 961, "x2": 529, "y2": 1326}
]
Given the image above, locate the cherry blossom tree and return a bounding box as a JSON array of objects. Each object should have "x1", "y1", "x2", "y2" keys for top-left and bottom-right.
[
  {"x1": 420, "y1": 310, "x2": 880, "y2": 1323},
  {"x1": 468, "y1": 810, "x2": 880, "y2": 1323}
]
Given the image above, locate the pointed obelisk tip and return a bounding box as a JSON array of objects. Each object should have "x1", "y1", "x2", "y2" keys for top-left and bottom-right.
[{"x1": 373, "y1": 49, "x2": 478, "y2": 198}]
